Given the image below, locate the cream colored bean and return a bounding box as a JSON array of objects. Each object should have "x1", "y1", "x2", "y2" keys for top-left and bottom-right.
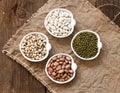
[
  {"x1": 46, "y1": 9, "x2": 72, "y2": 37},
  {"x1": 21, "y1": 34, "x2": 47, "y2": 60}
]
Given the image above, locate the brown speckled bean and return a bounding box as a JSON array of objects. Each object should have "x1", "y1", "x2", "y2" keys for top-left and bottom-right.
[{"x1": 47, "y1": 54, "x2": 74, "y2": 82}]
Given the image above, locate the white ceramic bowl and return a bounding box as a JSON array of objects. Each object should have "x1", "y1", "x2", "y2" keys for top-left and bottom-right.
[
  {"x1": 45, "y1": 53, "x2": 77, "y2": 84},
  {"x1": 44, "y1": 8, "x2": 76, "y2": 38},
  {"x1": 19, "y1": 32, "x2": 51, "y2": 62},
  {"x1": 71, "y1": 30, "x2": 102, "y2": 60}
]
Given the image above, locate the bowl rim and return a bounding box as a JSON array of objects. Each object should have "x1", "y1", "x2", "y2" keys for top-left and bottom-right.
[
  {"x1": 19, "y1": 32, "x2": 51, "y2": 62},
  {"x1": 44, "y1": 8, "x2": 76, "y2": 38},
  {"x1": 71, "y1": 30, "x2": 102, "y2": 60},
  {"x1": 45, "y1": 53, "x2": 77, "y2": 84}
]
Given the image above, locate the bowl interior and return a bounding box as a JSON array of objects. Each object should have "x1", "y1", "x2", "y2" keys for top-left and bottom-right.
[
  {"x1": 19, "y1": 32, "x2": 51, "y2": 62},
  {"x1": 44, "y1": 8, "x2": 76, "y2": 38},
  {"x1": 71, "y1": 30, "x2": 102, "y2": 60},
  {"x1": 45, "y1": 53, "x2": 77, "y2": 84}
]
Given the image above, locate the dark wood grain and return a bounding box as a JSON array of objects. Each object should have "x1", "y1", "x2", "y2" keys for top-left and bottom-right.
[
  {"x1": 0, "y1": 0, "x2": 47, "y2": 93},
  {"x1": 0, "y1": 0, "x2": 120, "y2": 93}
]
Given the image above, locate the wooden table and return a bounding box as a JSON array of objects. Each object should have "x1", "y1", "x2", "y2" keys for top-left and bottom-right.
[{"x1": 0, "y1": 0, "x2": 120, "y2": 93}]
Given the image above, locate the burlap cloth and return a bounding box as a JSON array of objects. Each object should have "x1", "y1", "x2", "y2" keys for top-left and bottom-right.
[{"x1": 2, "y1": 0, "x2": 120, "y2": 93}]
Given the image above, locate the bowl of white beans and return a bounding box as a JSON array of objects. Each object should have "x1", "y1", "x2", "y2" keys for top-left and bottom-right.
[{"x1": 44, "y1": 8, "x2": 76, "y2": 38}]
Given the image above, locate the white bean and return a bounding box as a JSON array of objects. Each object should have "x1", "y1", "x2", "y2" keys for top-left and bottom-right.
[{"x1": 46, "y1": 9, "x2": 72, "y2": 37}]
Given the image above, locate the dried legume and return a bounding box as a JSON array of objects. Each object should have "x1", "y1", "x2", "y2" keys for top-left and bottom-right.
[
  {"x1": 72, "y1": 32, "x2": 98, "y2": 58},
  {"x1": 47, "y1": 55, "x2": 74, "y2": 82},
  {"x1": 45, "y1": 9, "x2": 72, "y2": 37},
  {"x1": 21, "y1": 33, "x2": 47, "y2": 60}
]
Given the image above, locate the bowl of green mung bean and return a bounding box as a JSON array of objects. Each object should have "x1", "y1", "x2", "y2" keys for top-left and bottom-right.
[{"x1": 71, "y1": 30, "x2": 102, "y2": 60}]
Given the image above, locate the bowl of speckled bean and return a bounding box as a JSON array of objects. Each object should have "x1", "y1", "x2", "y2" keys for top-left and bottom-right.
[
  {"x1": 45, "y1": 53, "x2": 77, "y2": 84},
  {"x1": 19, "y1": 32, "x2": 51, "y2": 62}
]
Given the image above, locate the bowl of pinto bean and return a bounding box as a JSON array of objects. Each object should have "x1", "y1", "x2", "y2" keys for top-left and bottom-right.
[{"x1": 45, "y1": 53, "x2": 77, "y2": 84}]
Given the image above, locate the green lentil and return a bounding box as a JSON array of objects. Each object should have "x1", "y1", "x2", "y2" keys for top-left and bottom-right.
[{"x1": 73, "y1": 32, "x2": 98, "y2": 58}]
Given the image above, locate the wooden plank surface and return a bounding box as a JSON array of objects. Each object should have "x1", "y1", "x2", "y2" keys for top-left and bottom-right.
[{"x1": 0, "y1": 0, "x2": 120, "y2": 93}]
